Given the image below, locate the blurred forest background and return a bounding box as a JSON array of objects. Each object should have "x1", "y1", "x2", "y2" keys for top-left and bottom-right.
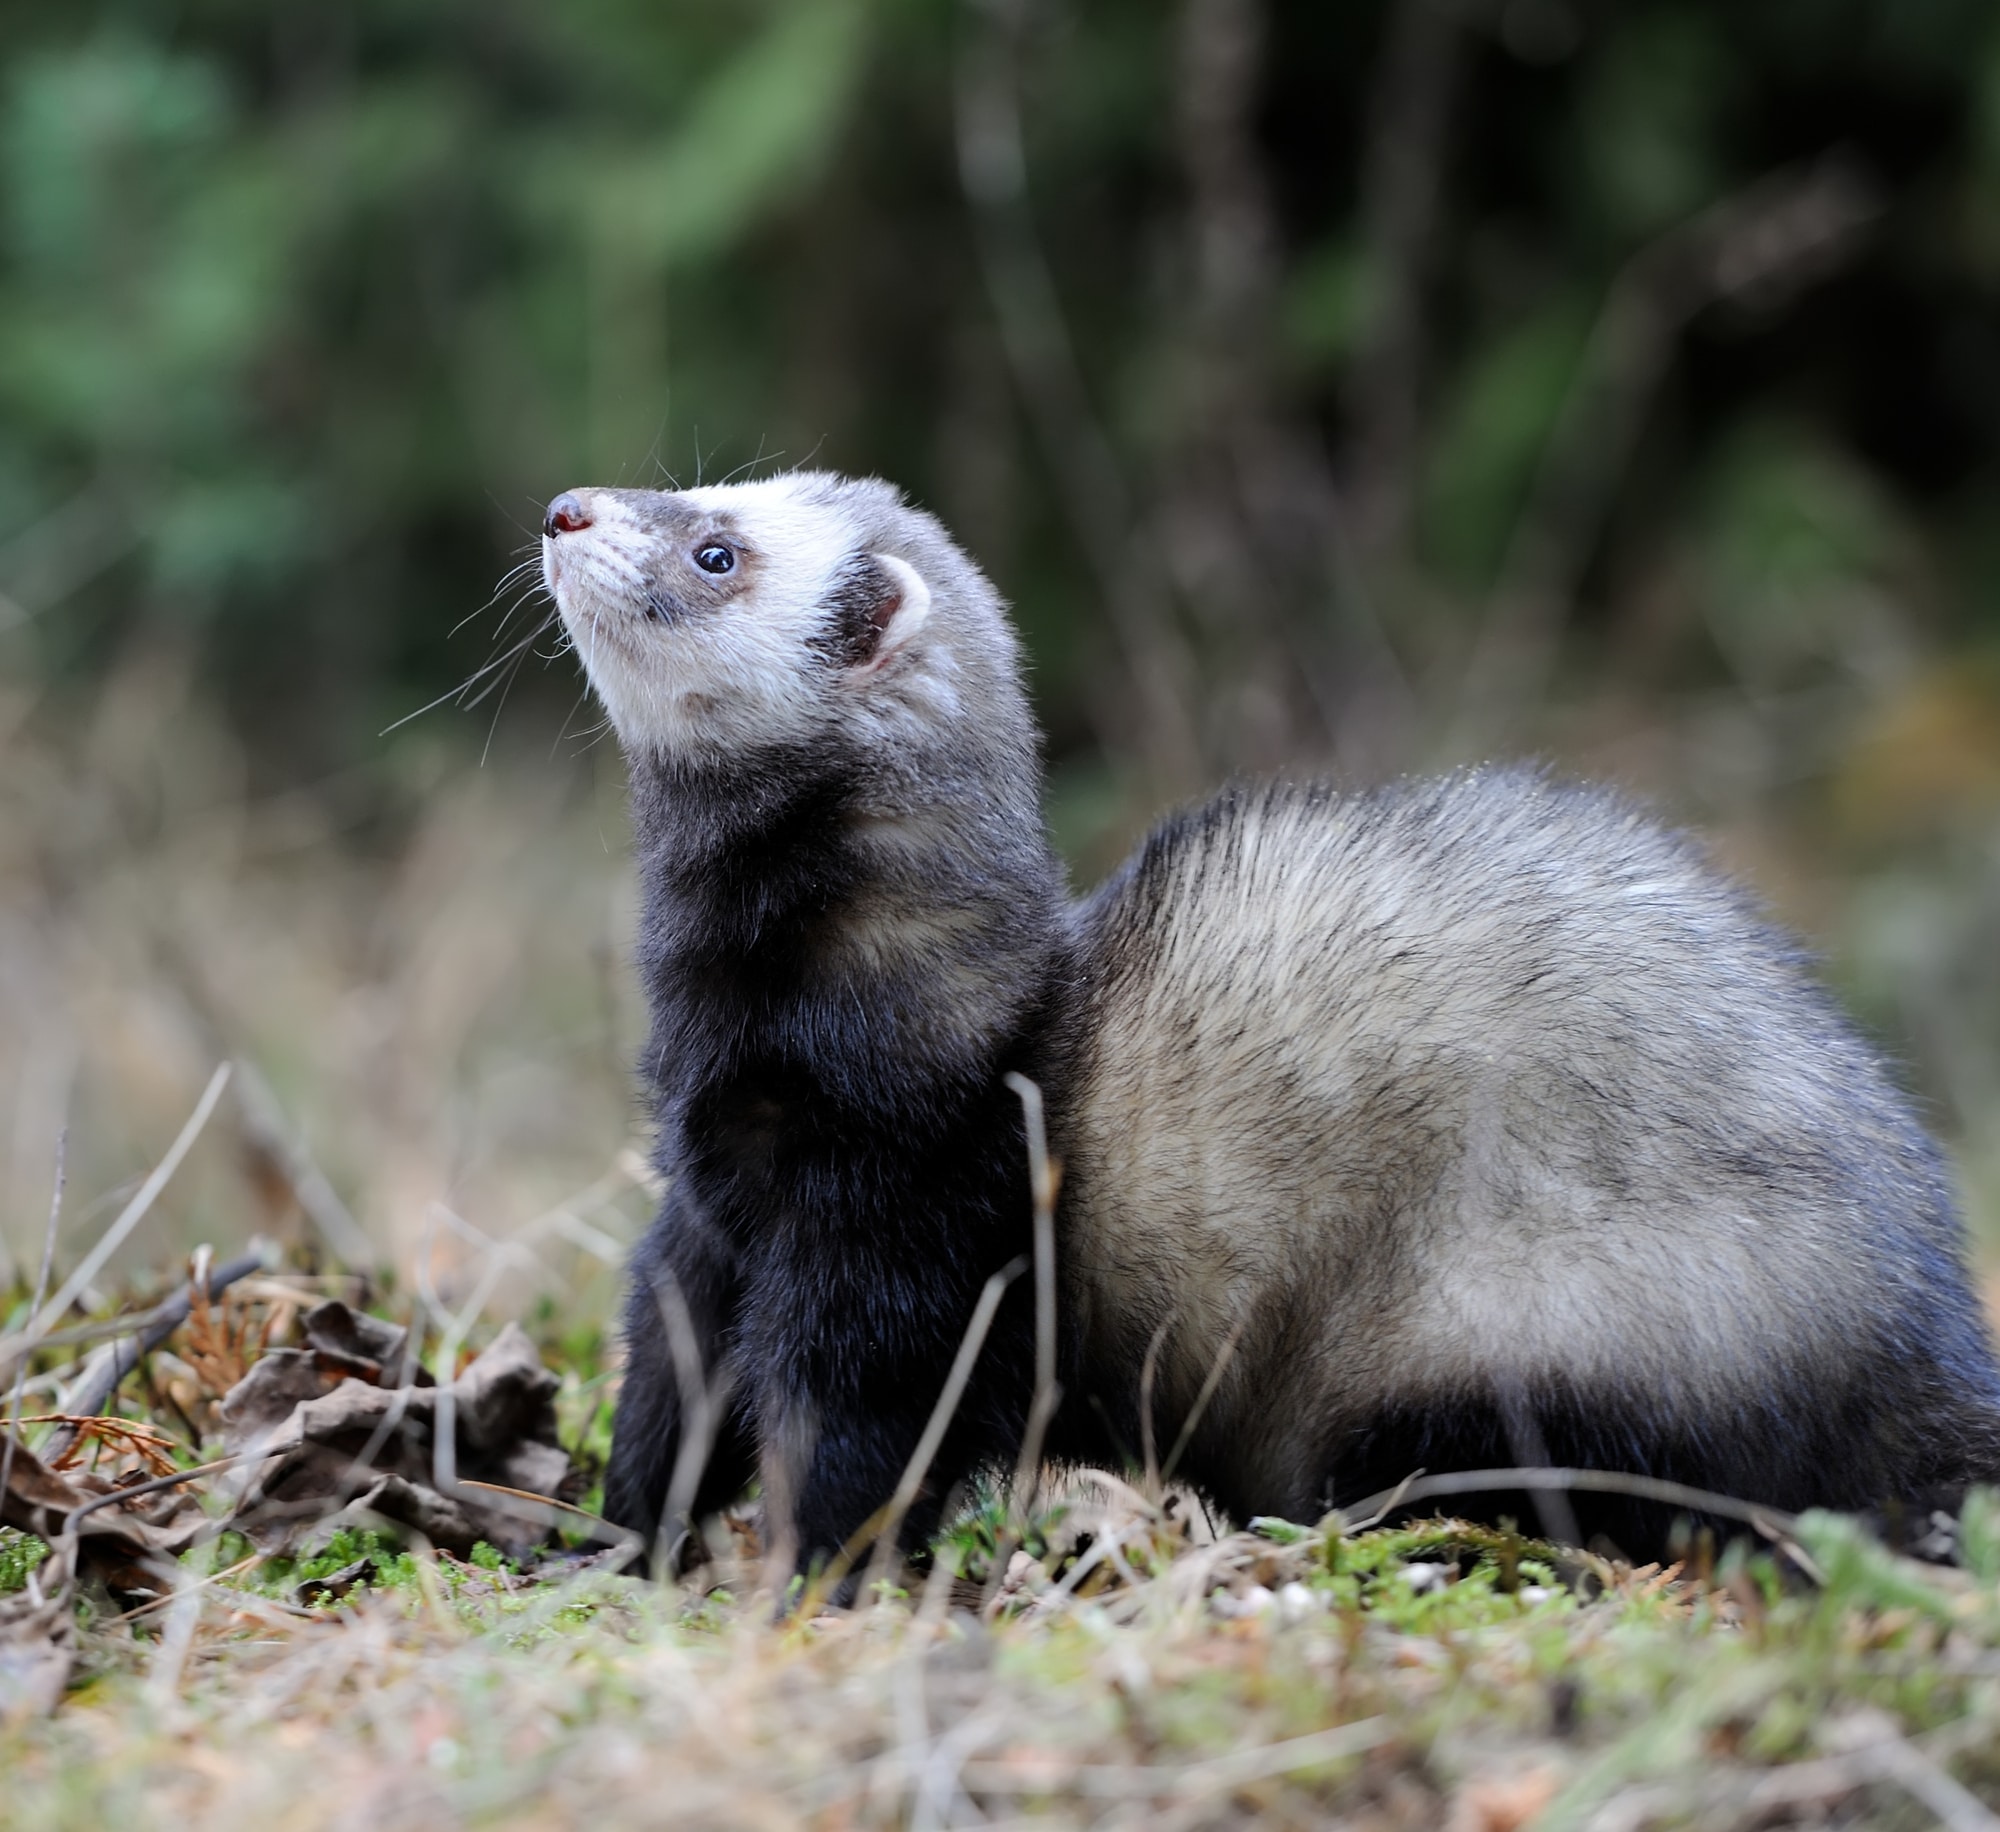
[{"x1": 3, "y1": 0, "x2": 2000, "y2": 1301}]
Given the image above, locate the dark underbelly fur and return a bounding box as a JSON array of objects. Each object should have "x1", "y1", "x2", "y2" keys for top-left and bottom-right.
[
  {"x1": 602, "y1": 1092, "x2": 2000, "y2": 1580},
  {"x1": 1047, "y1": 1363, "x2": 1994, "y2": 1569},
  {"x1": 1078, "y1": 1293, "x2": 2000, "y2": 1562},
  {"x1": 608, "y1": 1154, "x2": 2000, "y2": 1578},
  {"x1": 1309, "y1": 1390, "x2": 1986, "y2": 1562}
]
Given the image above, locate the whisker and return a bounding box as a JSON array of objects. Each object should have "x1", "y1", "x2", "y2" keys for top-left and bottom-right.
[
  {"x1": 485, "y1": 490, "x2": 542, "y2": 541},
  {"x1": 479, "y1": 640, "x2": 536, "y2": 767},
  {"x1": 488, "y1": 585, "x2": 553, "y2": 648},
  {"x1": 457, "y1": 610, "x2": 560, "y2": 711},
  {"x1": 449, "y1": 560, "x2": 541, "y2": 640},
  {"x1": 643, "y1": 416, "x2": 674, "y2": 488},
  {"x1": 717, "y1": 439, "x2": 780, "y2": 488},
  {"x1": 380, "y1": 604, "x2": 559, "y2": 736},
  {"x1": 790, "y1": 432, "x2": 831, "y2": 477},
  {"x1": 553, "y1": 686, "x2": 607, "y2": 759}
]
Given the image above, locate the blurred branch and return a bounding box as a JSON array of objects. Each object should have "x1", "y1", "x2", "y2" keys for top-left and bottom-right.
[
  {"x1": 1452, "y1": 152, "x2": 1883, "y2": 756},
  {"x1": 1178, "y1": 0, "x2": 1282, "y2": 349},
  {"x1": 955, "y1": 0, "x2": 1205, "y2": 797},
  {"x1": 230, "y1": 1060, "x2": 377, "y2": 1270},
  {"x1": 149, "y1": 931, "x2": 377, "y2": 1269},
  {"x1": 1344, "y1": 0, "x2": 1465, "y2": 566},
  {"x1": 1168, "y1": 0, "x2": 1414, "y2": 773},
  {"x1": 1166, "y1": 0, "x2": 1297, "y2": 753},
  {"x1": 0, "y1": 477, "x2": 137, "y2": 628}
]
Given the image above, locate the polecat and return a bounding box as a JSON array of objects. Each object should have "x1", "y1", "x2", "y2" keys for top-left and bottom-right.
[{"x1": 537, "y1": 470, "x2": 2000, "y2": 1574}]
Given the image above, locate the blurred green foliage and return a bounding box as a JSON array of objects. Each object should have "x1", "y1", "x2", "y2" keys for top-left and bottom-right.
[
  {"x1": 0, "y1": 0, "x2": 1994, "y2": 765},
  {"x1": 0, "y1": 0, "x2": 1997, "y2": 1191}
]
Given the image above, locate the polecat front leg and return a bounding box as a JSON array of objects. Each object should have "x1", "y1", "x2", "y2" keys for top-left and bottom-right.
[{"x1": 602, "y1": 1192, "x2": 756, "y2": 1571}]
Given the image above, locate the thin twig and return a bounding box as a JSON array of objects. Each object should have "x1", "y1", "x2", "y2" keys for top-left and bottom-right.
[
  {"x1": 1498, "y1": 1379, "x2": 1581, "y2": 1548},
  {"x1": 1137, "y1": 1318, "x2": 1171, "y2": 1493},
  {"x1": 1343, "y1": 1467, "x2": 1424, "y2": 1533},
  {"x1": 230, "y1": 1059, "x2": 376, "y2": 1268},
  {"x1": 38, "y1": 1247, "x2": 271, "y2": 1463},
  {"x1": 58, "y1": 1452, "x2": 249, "y2": 1537},
  {"x1": 647, "y1": 1258, "x2": 733, "y2": 1576},
  {"x1": 454, "y1": 1479, "x2": 645, "y2": 1560},
  {"x1": 1588, "y1": 1728, "x2": 2000, "y2": 1832},
  {"x1": 1159, "y1": 1317, "x2": 1247, "y2": 1486},
  {"x1": 22, "y1": 1275, "x2": 360, "y2": 1355},
  {"x1": 1342, "y1": 1465, "x2": 1800, "y2": 1540},
  {"x1": 1, "y1": 1065, "x2": 233, "y2": 1369},
  {"x1": 420, "y1": 1199, "x2": 568, "y2": 1540},
  {"x1": 1873, "y1": 1733, "x2": 2000, "y2": 1832},
  {"x1": 1164, "y1": 0, "x2": 1415, "y2": 776},
  {"x1": 103, "y1": 1551, "x2": 267, "y2": 1625},
  {"x1": 1, "y1": 1129, "x2": 66, "y2": 1518},
  {"x1": 1003, "y1": 1073, "x2": 1061, "y2": 1510},
  {"x1": 976, "y1": 1074, "x2": 1064, "y2": 1612},
  {"x1": 857, "y1": 1258, "x2": 1026, "y2": 1600}
]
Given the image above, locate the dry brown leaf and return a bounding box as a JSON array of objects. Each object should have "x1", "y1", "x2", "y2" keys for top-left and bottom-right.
[
  {"x1": 1445, "y1": 1766, "x2": 1562, "y2": 1832},
  {"x1": 1, "y1": 1433, "x2": 190, "y2": 1597},
  {"x1": 214, "y1": 1302, "x2": 568, "y2": 1558},
  {"x1": 0, "y1": 1564, "x2": 73, "y2": 1725}
]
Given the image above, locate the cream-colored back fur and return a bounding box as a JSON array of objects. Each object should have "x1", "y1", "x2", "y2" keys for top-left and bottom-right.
[{"x1": 1069, "y1": 773, "x2": 1901, "y2": 1514}]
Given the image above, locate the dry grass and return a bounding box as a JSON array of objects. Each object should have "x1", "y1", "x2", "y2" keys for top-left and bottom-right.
[
  {"x1": 11, "y1": 1475, "x2": 2000, "y2": 1831},
  {"x1": 0, "y1": 652, "x2": 655, "y2": 1324}
]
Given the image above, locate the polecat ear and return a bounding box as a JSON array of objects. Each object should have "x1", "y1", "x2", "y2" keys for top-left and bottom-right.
[{"x1": 827, "y1": 552, "x2": 932, "y2": 676}]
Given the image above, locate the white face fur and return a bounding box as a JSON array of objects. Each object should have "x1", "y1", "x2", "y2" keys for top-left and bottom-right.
[{"x1": 540, "y1": 474, "x2": 935, "y2": 759}]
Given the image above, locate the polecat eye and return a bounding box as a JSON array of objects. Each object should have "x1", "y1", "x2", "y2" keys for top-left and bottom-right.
[{"x1": 693, "y1": 542, "x2": 736, "y2": 575}]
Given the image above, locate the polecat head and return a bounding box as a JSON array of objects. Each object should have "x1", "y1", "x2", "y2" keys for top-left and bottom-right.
[{"x1": 539, "y1": 471, "x2": 1024, "y2": 773}]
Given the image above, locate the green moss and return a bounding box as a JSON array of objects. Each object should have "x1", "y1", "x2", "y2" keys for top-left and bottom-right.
[{"x1": 1, "y1": 1526, "x2": 50, "y2": 1593}]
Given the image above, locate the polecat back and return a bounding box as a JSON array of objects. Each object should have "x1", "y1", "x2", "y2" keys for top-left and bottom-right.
[{"x1": 1071, "y1": 774, "x2": 2000, "y2": 1539}]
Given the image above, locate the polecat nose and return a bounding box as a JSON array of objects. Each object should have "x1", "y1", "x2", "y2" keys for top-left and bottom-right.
[{"x1": 544, "y1": 493, "x2": 592, "y2": 538}]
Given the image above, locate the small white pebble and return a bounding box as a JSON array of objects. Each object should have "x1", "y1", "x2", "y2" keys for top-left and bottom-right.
[
  {"x1": 1214, "y1": 1583, "x2": 1275, "y2": 1618},
  {"x1": 1403, "y1": 1563, "x2": 1448, "y2": 1594},
  {"x1": 1518, "y1": 1585, "x2": 1553, "y2": 1605},
  {"x1": 1277, "y1": 1581, "x2": 1319, "y2": 1623},
  {"x1": 1102, "y1": 1647, "x2": 1152, "y2": 1693}
]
